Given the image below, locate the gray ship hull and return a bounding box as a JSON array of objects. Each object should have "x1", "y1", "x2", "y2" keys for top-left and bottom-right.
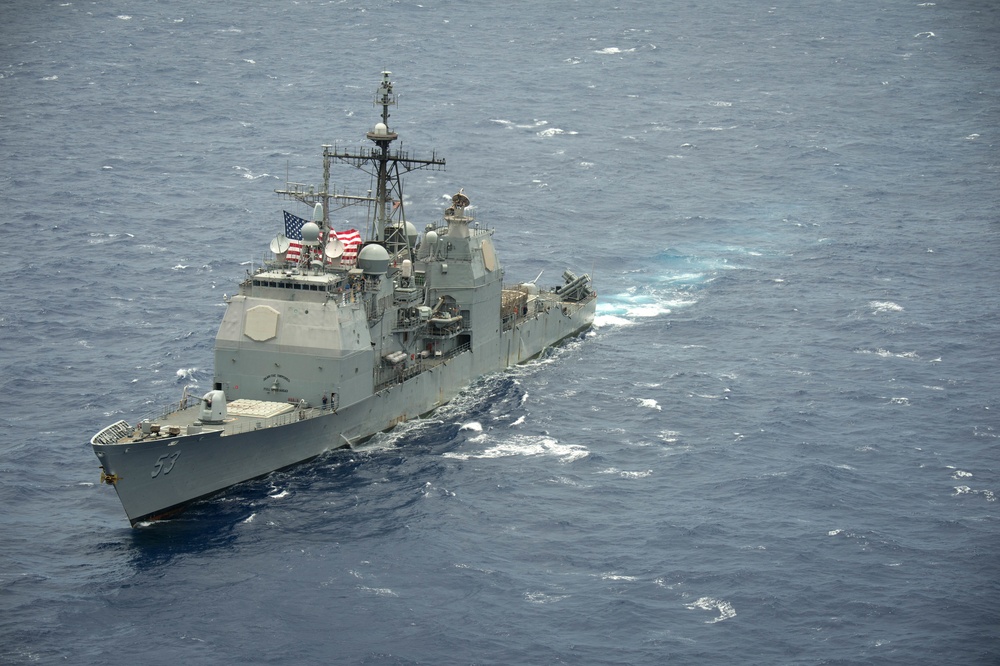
[{"x1": 92, "y1": 299, "x2": 594, "y2": 525}]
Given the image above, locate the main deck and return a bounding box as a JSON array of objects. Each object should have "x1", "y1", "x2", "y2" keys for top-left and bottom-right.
[{"x1": 90, "y1": 397, "x2": 337, "y2": 447}]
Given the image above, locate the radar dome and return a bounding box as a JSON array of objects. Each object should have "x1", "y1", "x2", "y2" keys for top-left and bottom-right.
[
  {"x1": 301, "y1": 221, "x2": 320, "y2": 244},
  {"x1": 386, "y1": 220, "x2": 420, "y2": 249},
  {"x1": 404, "y1": 221, "x2": 419, "y2": 247},
  {"x1": 421, "y1": 230, "x2": 439, "y2": 259},
  {"x1": 373, "y1": 122, "x2": 389, "y2": 136},
  {"x1": 357, "y1": 243, "x2": 390, "y2": 275}
]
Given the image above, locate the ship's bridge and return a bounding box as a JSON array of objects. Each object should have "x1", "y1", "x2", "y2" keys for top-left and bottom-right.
[{"x1": 245, "y1": 268, "x2": 353, "y2": 300}]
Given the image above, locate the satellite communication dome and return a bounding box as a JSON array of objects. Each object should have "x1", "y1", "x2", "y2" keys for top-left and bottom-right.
[
  {"x1": 357, "y1": 243, "x2": 390, "y2": 275},
  {"x1": 301, "y1": 221, "x2": 321, "y2": 245},
  {"x1": 404, "y1": 221, "x2": 419, "y2": 247},
  {"x1": 421, "y1": 230, "x2": 439, "y2": 259},
  {"x1": 373, "y1": 122, "x2": 389, "y2": 136}
]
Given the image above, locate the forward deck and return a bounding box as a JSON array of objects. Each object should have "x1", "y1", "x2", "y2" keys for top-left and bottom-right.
[{"x1": 90, "y1": 397, "x2": 337, "y2": 447}]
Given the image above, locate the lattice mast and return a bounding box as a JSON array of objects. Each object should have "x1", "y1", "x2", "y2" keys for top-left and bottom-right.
[
  {"x1": 275, "y1": 71, "x2": 445, "y2": 255},
  {"x1": 330, "y1": 71, "x2": 446, "y2": 243}
]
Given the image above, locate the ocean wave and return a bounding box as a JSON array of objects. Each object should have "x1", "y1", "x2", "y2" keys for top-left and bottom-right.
[
  {"x1": 442, "y1": 434, "x2": 588, "y2": 463},
  {"x1": 685, "y1": 597, "x2": 736, "y2": 623}
]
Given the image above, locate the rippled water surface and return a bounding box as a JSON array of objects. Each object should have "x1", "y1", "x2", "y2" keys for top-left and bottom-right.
[{"x1": 1, "y1": 1, "x2": 998, "y2": 664}]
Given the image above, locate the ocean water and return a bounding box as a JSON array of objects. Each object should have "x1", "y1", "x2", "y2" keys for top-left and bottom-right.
[{"x1": 1, "y1": 1, "x2": 998, "y2": 663}]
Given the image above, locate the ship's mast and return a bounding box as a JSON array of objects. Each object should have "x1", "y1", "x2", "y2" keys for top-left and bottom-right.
[
  {"x1": 276, "y1": 72, "x2": 446, "y2": 254},
  {"x1": 366, "y1": 71, "x2": 398, "y2": 242}
]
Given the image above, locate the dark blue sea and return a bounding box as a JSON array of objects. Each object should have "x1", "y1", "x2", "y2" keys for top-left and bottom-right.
[{"x1": 2, "y1": 1, "x2": 998, "y2": 663}]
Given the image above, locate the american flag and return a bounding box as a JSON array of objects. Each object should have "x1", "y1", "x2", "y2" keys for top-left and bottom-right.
[
  {"x1": 336, "y1": 228, "x2": 363, "y2": 264},
  {"x1": 283, "y1": 211, "x2": 362, "y2": 265}
]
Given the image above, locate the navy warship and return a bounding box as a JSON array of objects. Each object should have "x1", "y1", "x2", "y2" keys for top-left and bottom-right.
[{"x1": 91, "y1": 72, "x2": 596, "y2": 526}]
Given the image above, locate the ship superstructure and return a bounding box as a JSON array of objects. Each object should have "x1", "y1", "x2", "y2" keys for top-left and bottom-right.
[{"x1": 91, "y1": 72, "x2": 596, "y2": 525}]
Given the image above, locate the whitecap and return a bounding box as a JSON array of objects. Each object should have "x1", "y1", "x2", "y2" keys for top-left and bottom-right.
[
  {"x1": 620, "y1": 469, "x2": 653, "y2": 479},
  {"x1": 953, "y1": 486, "x2": 996, "y2": 501},
  {"x1": 524, "y1": 591, "x2": 568, "y2": 604},
  {"x1": 538, "y1": 128, "x2": 578, "y2": 137},
  {"x1": 443, "y1": 435, "x2": 588, "y2": 463},
  {"x1": 856, "y1": 347, "x2": 918, "y2": 360},
  {"x1": 599, "y1": 467, "x2": 653, "y2": 479},
  {"x1": 600, "y1": 572, "x2": 638, "y2": 581},
  {"x1": 242, "y1": 513, "x2": 256, "y2": 523},
  {"x1": 232, "y1": 165, "x2": 270, "y2": 180},
  {"x1": 638, "y1": 398, "x2": 661, "y2": 411},
  {"x1": 459, "y1": 421, "x2": 483, "y2": 433},
  {"x1": 869, "y1": 300, "x2": 903, "y2": 313},
  {"x1": 685, "y1": 597, "x2": 736, "y2": 623}
]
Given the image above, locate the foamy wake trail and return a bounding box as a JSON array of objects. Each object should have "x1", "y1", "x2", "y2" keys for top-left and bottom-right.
[
  {"x1": 443, "y1": 434, "x2": 588, "y2": 463},
  {"x1": 595, "y1": 291, "x2": 694, "y2": 327}
]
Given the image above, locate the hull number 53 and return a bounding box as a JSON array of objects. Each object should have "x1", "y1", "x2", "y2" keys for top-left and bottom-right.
[{"x1": 151, "y1": 451, "x2": 181, "y2": 478}]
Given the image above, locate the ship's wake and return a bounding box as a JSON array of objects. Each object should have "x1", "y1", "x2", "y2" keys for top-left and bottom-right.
[{"x1": 594, "y1": 246, "x2": 740, "y2": 327}]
